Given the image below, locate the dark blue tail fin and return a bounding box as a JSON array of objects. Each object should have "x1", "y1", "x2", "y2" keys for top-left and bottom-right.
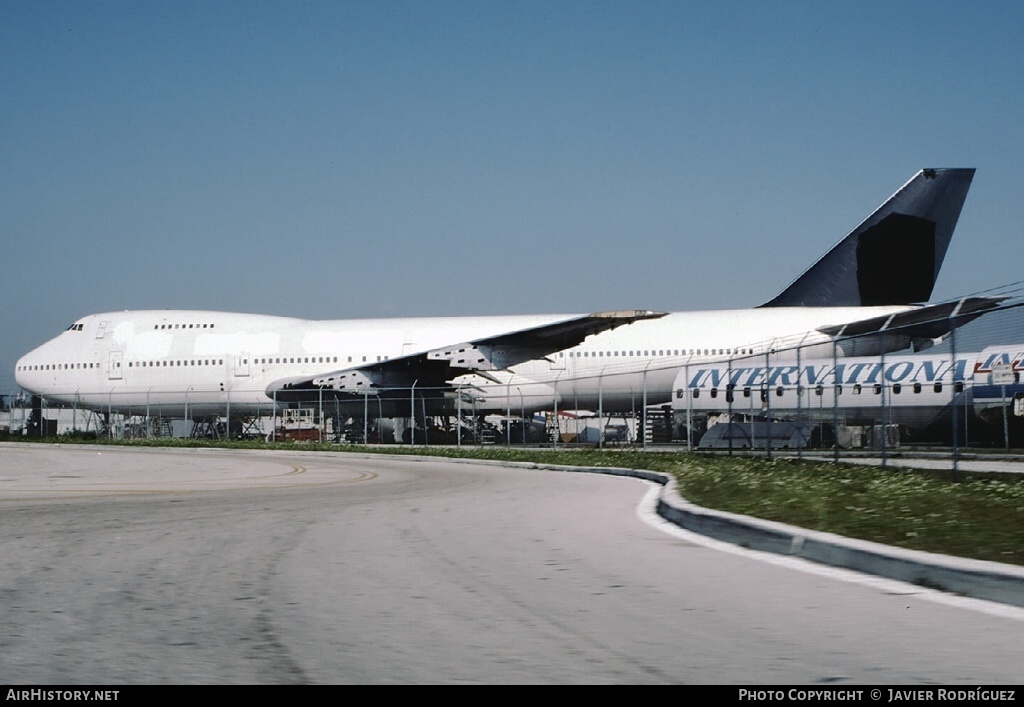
[{"x1": 762, "y1": 168, "x2": 975, "y2": 307}]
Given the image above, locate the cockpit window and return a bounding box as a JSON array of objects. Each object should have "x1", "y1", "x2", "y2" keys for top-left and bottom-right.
[{"x1": 66, "y1": 323, "x2": 84, "y2": 332}]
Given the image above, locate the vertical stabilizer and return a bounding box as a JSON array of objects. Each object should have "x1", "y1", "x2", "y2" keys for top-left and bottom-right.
[{"x1": 762, "y1": 168, "x2": 975, "y2": 307}]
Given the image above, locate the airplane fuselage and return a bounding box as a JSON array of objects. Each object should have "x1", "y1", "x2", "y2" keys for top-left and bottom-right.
[{"x1": 15, "y1": 306, "x2": 913, "y2": 418}]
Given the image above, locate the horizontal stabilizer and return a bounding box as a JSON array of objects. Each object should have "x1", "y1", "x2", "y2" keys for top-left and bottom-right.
[
  {"x1": 763, "y1": 168, "x2": 975, "y2": 307},
  {"x1": 815, "y1": 296, "x2": 1004, "y2": 356}
]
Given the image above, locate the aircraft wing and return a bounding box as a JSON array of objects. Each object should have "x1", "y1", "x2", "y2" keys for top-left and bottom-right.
[
  {"x1": 267, "y1": 309, "x2": 666, "y2": 402},
  {"x1": 818, "y1": 296, "x2": 1004, "y2": 349}
]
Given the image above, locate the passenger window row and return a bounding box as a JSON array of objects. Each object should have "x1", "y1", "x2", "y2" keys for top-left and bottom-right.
[
  {"x1": 19, "y1": 356, "x2": 388, "y2": 371},
  {"x1": 153, "y1": 323, "x2": 216, "y2": 330},
  {"x1": 129, "y1": 360, "x2": 224, "y2": 367},
  {"x1": 692, "y1": 381, "x2": 966, "y2": 399},
  {"x1": 17, "y1": 362, "x2": 98, "y2": 371},
  {"x1": 562, "y1": 348, "x2": 754, "y2": 359}
]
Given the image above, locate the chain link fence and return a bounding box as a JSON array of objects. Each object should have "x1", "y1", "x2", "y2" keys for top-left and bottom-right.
[{"x1": 672, "y1": 283, "x2": 1024, "y2": 468}]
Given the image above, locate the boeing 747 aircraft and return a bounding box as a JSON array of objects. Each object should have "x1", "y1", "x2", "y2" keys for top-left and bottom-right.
[{"x1": 15, "y1": 168, "x2": 998, "y2": 422}]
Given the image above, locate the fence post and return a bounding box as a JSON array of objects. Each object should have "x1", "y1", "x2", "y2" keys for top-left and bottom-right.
[
  {"x1": 795, "y1": 343, "x2": 802, "y2": 460},
  {"x1": 764, "y1": 350, "x2": 771, "y2": 460},
  {"x1": 727, "y1": 357, "x2": 733, "y2": 456},
  {"x1": 642, "y1": 368, "x2": 647, "y2": 451},
  {"x1": 517, "y1": 387, "x2": 525, "y2": 446},
  {"x1": 552, "y1": 378, "x2": 558, "y2": 449},
  {"x1": 833, "y1": 337, "x2": 840, "y2": 464},
  {"x1": 410, "y1": 381, "x2": 417, "y2": 448},
  {"x1": 1002, "y1": 383, "x2": 1010, "y2": 450},
  {"x1": 950, "y1": 321, "x2": 959, "y2": 481},
  {"x1": 879, "y1": 332, "x2": 887, "y2": 469},
  {"x1": 422, "y1": 395, "x2": 428, "y2": 448},
  {"x1": 684, "y1": 362, "x2": 692, "y2": 452}
]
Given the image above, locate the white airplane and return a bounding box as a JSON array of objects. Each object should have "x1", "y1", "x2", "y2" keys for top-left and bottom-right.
[
  {"x1": 674, "y1": 342, "x2": 1024, "y2": 432},
  {"x1": 14, "y1": 168, "x2": 1000, "y2": 426}
]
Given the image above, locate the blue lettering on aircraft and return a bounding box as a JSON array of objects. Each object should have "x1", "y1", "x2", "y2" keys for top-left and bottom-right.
[
  {"x1": 912, "y1": 359, "x2": 945, "y2": 382},
  {"x1": 864, "y1": 363, "x2": 884, "y2": 384},
  {"x1": 745, "y1": 369, "x2": 767, "y2": 387},
  {"x1": 976, "y1": 352, "x2": 1013, "y2": 373},
  {"x1": 840, "y1": 361, "x2": 870, "y2": 384},
  {"x1": 768, "y1": 366, "x2": 799, "y2": 386},
  {"x1": 885, "y1": 361, "x2": 914, "y2": 382},
  {"x1": 798, "y1": 365, "x2": 821, "y2": 386},
  {"x1": 729, "y1": 368, "x2": 752, "y2": 386},
  {"x1": 682, "y1": 354, "x2": 983, "y2": 393}
]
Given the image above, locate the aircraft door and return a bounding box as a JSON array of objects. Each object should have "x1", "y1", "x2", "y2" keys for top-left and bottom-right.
[
  {"x1": 108, "y1": 351, "x2": 123, "y2": 380},
  {"x1": 234, "y1": 352, "x2": 250, "y2": 377}
]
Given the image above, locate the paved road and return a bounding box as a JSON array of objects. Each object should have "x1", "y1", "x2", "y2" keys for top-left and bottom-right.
[{"x1": 1, "y1": 444, "x2": 1023, "y2": 684}]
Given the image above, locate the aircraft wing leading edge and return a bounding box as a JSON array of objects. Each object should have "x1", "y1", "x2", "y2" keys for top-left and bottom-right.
[{"x1": 267, "y1": 310, "x2": 667, "y2": 403}]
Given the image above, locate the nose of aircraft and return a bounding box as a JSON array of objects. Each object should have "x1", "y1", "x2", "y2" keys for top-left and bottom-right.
[
  {"x1": 14, "y1": 340, "x2": 52, "y2": 393},
  {"x1": 14, "y1": 353, "x2": 32, "y2": 391},
  {"x1": 15, "y1": 349, "x2": 36, "y2": 390}
]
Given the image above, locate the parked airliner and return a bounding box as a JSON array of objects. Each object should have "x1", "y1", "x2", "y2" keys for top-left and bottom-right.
[
  {"x1": 15, "y1": 168, "x2": 998, "y2": 422},
  {"x1": 674, "y1": 343, "x2": 1024, "y2": 432}
]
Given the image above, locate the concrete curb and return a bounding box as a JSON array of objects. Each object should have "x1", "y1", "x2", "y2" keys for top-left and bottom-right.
[{"x1": 653, "y1": 474, "x2": 1024, "y2": 609}]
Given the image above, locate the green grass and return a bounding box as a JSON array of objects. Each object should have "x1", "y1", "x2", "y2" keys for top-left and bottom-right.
[{"x1": 7, "y1": 435, "x2": 1024, "y2": 567}]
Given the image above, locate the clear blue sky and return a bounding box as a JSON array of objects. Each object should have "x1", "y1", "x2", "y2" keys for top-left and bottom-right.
[{"x1": 2, "y1": 1, "x2": 1022, "y2": 389}]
